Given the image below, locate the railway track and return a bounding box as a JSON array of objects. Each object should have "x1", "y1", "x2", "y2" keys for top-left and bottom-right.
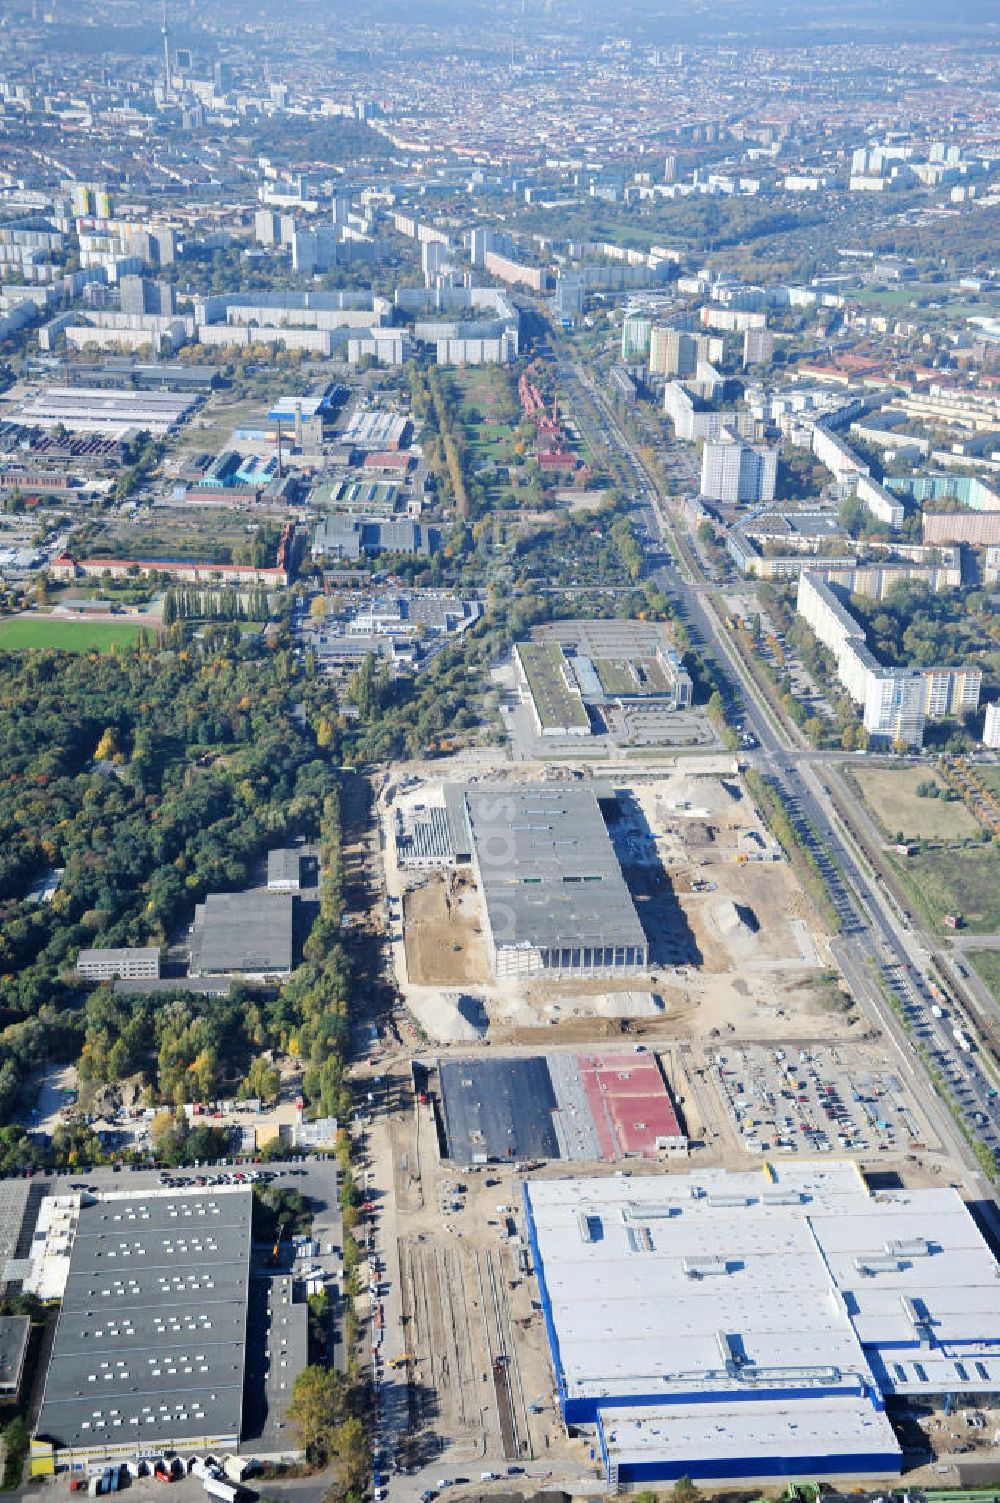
[{"x1": 481, "y1": 1247, "x2": 532, "y2": 1460}]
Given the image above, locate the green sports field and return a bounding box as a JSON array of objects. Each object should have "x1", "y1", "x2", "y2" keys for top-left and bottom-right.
[{"x1": 0, "y1": 617, "x2": 147, "y2": 652}]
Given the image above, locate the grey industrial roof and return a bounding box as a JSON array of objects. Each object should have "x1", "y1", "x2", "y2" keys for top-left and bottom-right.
[
  {"x1": 0, "y1": 1315, "x2": 29, "y2": 1390},
  {"x1": 189, "y1": 890, "x2": 294, "y2": 975},
  {"x1": 0, "y1": 1178, "x2": 34, "y2": 1275},
  {"x1": 313, "y1": 514, "x2": 436, "y2": 560},
  {"x1": 439, "y1": 1057, "x2": 561, "y2": 1164},
  {"x1": 267, "y1": 848, "x2": 301, "y2": 885},
  {"x1": 243, "y1": 1273, "x2": 309, "y2": 1449},
  {"x1": 460, "y1": 784, "x2": 647, "y2": 954},
  {"x1": 35, "y1": 1189, "x2": 252, "y2": 1452},
  {"x1": 113, "y1": 978, "x2": 234, "y2": 997},
  {"x1": 18, "y1": 387, "x2": 195, "y2": 432}
]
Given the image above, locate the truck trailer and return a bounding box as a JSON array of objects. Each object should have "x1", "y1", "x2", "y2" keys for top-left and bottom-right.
[{"x1": 203, "y1": 1479, "x2": 239, "y2": 1503}]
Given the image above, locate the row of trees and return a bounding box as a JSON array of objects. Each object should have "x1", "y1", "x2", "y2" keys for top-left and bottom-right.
[
  {"x1": 852, "y1": 579, "x2": 997, "y2": 676},
  {"x1": 162, "y1": 586, "x2": 270, "y2": 626},
  {"x1": 408, "y1": 365, "x2": 471, "y2": 517}
]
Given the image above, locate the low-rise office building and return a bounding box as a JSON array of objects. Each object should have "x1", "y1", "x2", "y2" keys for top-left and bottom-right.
[{"x1": 76, "y1": 947, "x2": 161, "y2": 983}]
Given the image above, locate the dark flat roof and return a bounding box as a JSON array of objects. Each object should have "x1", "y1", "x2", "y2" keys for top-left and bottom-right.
[
  {"x1": 0, "y1": 1315, "x2": 29, "y2": 1390},
  {"x1": 189, "y1": 890, "x2": 294, "y2": 975},
  {"x1": 35, "y1": 1189, "x2": 252, "y2": 1452},
  {"x1": 438, "y1": 1057, "x2": 560, "y2": 1165}
]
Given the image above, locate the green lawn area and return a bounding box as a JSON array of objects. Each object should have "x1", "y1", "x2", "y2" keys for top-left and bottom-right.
[
  {"x1": 850, "y1": 284, "x2": 1000, "y2": 322},
  {"x1": 453, "y1": 365, "x2": 510, "y2": 415},
  {"x1": 849, "y1": 765, "x2": 981, "y2": 842},
  {"x1": 0, "y1": 617, "x2": 147, "y2": 652},
  {"x1": 190, "y1": 619, "x2": 264, "y2": 637},
  {"x1": 969, "y1": 949, "x2": 1000, "y2": 1007},
  {"x1": 468, "y1": 425, "x2": 513, "y2": 462},
  {"x1": 887, "y1": 843, "x2": 1000, "y2": 935}
]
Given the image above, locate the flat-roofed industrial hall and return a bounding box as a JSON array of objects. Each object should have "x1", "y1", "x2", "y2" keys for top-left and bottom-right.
[
  {"x1": 524, "y1": 1160, "x2": 1000, "y2": 1488},
  {"x1": 459, "y1": 783, "x2": 648, "y2": 979},
  {"x1": 438, "y1": 1051, "x2": 686, "y2": 1164},
  {"x1": 35, "y1": 1188, "x2": 254, "y2": 1461}
]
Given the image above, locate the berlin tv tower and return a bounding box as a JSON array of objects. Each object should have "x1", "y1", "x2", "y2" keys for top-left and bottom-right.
[{"x1": 161, "y1": 0, "x2": 171, "y2": 101}]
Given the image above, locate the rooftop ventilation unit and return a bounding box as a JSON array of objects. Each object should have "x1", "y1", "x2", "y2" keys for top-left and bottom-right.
[
  {"x1": 854, "y1": 1255, "x2": 902, "y2": 1275},
  {"x1": 683, "y1": 1257, "x2": 730, "y2": 1279}
]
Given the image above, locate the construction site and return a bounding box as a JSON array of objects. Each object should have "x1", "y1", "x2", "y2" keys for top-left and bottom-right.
[
  {"x1": 345, "y1": 739, "x2": 1000, "y2": 1499},
  {"x1": 382, "y1": 763, "x2": 838, "y2": 1044}
]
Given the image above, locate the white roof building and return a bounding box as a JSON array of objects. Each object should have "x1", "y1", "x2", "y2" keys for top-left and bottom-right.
[{"x1": 523, "y1": 1161, "x2": 1000, "y2": 1487}]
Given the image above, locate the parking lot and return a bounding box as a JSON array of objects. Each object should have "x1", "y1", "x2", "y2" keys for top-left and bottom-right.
[{"x1": 709, "y1": 1042, "x2": 931, "y2": 1157}]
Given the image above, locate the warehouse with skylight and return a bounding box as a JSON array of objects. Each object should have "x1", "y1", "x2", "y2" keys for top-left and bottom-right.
[{"x1": 523, "y1": 1160, "x2": 1000, "y2": 1487}]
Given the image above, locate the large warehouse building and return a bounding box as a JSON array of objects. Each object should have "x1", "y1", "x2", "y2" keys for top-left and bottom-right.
[
  {"x1": 34, "y1": 1188, "x2": 259, "y2": 1464},
  {"x1": 438, "y1": 1050, "x2": 686, "y2": 1165},
  {"x1": 513, "y1": 620, "x2": 693, "y2": 740},
  {"x1": 461, "y1": 784, "x2": 648, "y2": 979},
  {"x1": 11, "y1": 386, "x2": 198, "y2": 437},
  {"x1": 188, "y1": 890, "x2": 295, "y2": 977},
  {"x1": 524, "y1": 1161, "x2": 1000, "y2": 1488}
]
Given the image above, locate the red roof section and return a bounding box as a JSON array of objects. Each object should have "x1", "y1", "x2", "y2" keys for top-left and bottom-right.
[
  {"x1": 578, "y1": 1051, "x2": 685, "y2": 1158},
  {"x1": 363, "y1": 451, "x2": 412, "y2": 471}
]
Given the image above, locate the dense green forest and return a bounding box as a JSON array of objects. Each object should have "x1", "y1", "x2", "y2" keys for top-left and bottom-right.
[{"x1": 0, "y1": 628, "x2": 350, "y2": 1154}]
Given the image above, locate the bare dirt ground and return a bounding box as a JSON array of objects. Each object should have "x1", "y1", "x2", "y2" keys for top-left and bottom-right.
[{"x1": 403, "y1": 873, "x2": 490, "y2": 986}]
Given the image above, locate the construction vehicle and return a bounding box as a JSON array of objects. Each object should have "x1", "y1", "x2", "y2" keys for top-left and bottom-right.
[{"x1": 269, "y1": 1217, "x2": 288, "y2": 1267}]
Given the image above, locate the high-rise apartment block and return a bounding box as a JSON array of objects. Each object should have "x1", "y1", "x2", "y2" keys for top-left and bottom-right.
[
  {"x1": 700, "y1": 432, "x2": 777, "y2": 503},
  {"x1": 797, "y1": 572, "x2": 981, "y2": 747},
  {"x1": 649, "y1": 326, "x2": 723, "y2": 377},
  {"x1": 119, "y1": 276, "x2": 175, "y2": 317},
  {"x1": 621, "y1": 313, "x2": 652, "y2": 361},
  {"x1": 743, "y1": 326, "x2": 775, "y2": 367},
  {"x1": 255, "y1": 209, "x2": 280, "y2": 246},
  {"x1": 554, "y1": 275, "x2": 585, "y2": 321},
  {"x1": 984, "y1": 702, "x2": 1000, "y2": 750}
]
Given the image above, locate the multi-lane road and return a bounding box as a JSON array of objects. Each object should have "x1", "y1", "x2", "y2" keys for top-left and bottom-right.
[{"x1": 552, "y1": 337, "x2": 1000, "y2": 1208}]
